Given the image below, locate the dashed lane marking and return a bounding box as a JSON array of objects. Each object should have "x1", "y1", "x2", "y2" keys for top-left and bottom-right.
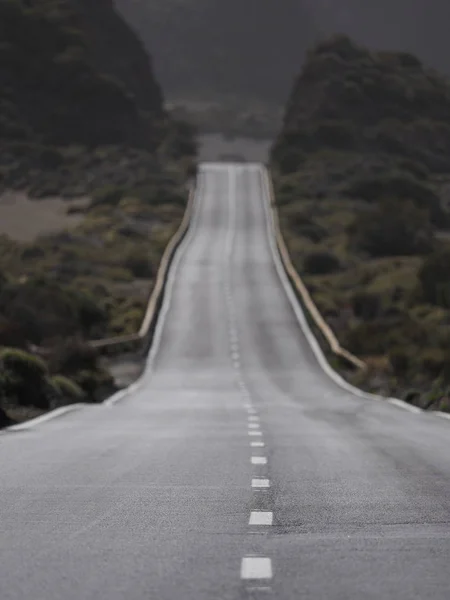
[
  {"x1": 241, "y1": 557, "x2": 273, "y2": 580},
  {"x1": 248, "y1": 415, "x2": 260, "y2": 422},
  {"x1": 251, "y1": 456, "x2": 267, "y2": 465},
  {"x1": 251, "y1": 441, "x2": 265, "y2": 447},
  {"x1": 249, "y1": 431, "x2": 262, "y2": 436},
  {"x1": 248, "y1": 423, "x2": 260, "y2": 430},
  {"x1": 249, "y1": 511, "x2": 273, "y2": 526},
  {"x1": 252, "y1": 478, "x2": 270, "y2": 488}
]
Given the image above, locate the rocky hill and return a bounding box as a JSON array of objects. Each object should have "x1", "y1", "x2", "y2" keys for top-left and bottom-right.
[
  {"x1": 272, "y1": 36, "x2": 450, "y2": 412},
  {"x1": 0, "y1": 0, "x2": 197, "y2": 197},
  {"x1": 0, "y1": 0, "x2": 164, "y2": 150},
  {"x1": 273, "y1": 34, "x2": 450, "y2": 174}
]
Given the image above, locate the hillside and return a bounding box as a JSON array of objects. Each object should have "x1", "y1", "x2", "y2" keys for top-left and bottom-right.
[
  {"x1": 271, "y1": 35, "x2": 450, "y2": 412},
  {"x1": 115, "y1": 0, "x2": 317, "y2": 105},
  {"x1": 0, "y1": 0, "x2": 196, "y2": 426}
]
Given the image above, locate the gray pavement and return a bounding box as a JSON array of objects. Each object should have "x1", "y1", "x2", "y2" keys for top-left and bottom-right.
[{"x1": 1, "y1": 164, "x2": 449, "y2": 599}]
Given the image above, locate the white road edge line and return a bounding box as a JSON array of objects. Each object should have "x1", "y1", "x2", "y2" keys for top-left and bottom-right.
[
  {"x1": 241, "y1": 557, "x2": 273, "y2": 580},
  {"x1": 249, "y1": 511, "x2": 273, "y2": 526},
  {"x1": 259, "y1": 165, "x2": 430, "y2": 417},
  {"x1": 5, "y1": 404, "x2": 87, "y2": 432}
]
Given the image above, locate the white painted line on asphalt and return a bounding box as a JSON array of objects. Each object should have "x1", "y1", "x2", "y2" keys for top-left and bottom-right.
[
  {"x1": 248, "y1": 415, "x2": 260, "y2": 422},
  {"x1": 248, "y1": 423, "x2": 260, "y2": 429},
  {"x1": 248, "y1": 431, "x2": 262, "y2": 436},
  {"x1": 249, "y1": 511, "x2": 273, "y2": 526},
  {"x1": 252, "y1": 478, "x2": 270, "y2": 488},
  {"x1": 251, "y1": 441, "x2": 265, "y2": 447},
  {"x1": 4, "y1": 404, "x2": 86, "y2": 432},
  {"x1": 435, "y1": 411, "x2": 450, "y2": 420},
  {"x1": 251, "y1": 456, "x2": 267, "y2": 465},
  {"x1": 388, "y1": 398, "x2": 422, "y2": 414},
  {"x1": 241, "y1": 557, "x2": 273, "y2": 580}
]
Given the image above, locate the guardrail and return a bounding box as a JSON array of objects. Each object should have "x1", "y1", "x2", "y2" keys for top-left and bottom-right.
[
  {"x1": 266, "y1": 171, "x2": 367, "y2": 372},
  {"x1": 89, "y1": 183, "x2": 195, "y2": 354}
]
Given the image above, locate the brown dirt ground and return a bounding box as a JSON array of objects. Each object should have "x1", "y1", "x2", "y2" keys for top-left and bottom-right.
[{"x1": 0, "y1": 192, "x2": 89, "y2": 242}]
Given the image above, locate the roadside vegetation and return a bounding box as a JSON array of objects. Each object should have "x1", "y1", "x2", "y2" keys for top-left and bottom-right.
[
  {"x1": 0, "y1": 0, "x2": 196, "y2": 426},
  {"x1": 271, "y1": 35, "x2": 450, "y2": 412}
]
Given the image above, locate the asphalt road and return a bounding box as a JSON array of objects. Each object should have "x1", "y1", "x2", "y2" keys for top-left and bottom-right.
[{"x1": 1, "y1": 163, "x2": 450, "y2": 600}]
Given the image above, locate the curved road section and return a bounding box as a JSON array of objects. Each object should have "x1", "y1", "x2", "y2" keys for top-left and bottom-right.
[{"x1": 1, "y1": 164, "x2": 450, "y2": 600}]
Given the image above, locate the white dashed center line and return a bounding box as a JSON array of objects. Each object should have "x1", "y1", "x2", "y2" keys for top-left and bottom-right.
[
  {"x1": 248, "y1": 431, "x2": 262, "y2": 436},
  {"x1": 251, "y1": 441, "x2": 265, "y2": 447},
  {"x1": 241, "y1": 557, "x2": 273, "y2": 580},
  {"x1": 252, "y1": 478, "x2": 270, "y2": 488},
  {"x1": 249, "y1": 511, "x2": 273, "y2": 526},
  {"x1": 251, "y1": 456, "x2": 267, "y2": 465},
  {"x1": 248, "y1": 423, "x2": 260, "y2": 429},
  {"x1": 248, "y1": 415, "x2": 260, "y2": 422}
]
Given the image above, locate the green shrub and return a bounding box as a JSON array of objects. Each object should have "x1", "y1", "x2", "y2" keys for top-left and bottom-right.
[
  {"x1": 123, "y1": 250, "x2": 153, "y2": 278},
  {"x1": 73, "y1": 368, "x2": 115, "y2": 403},
  {"x1": 303, "y1": 251, "x2": 340, "y2": 275},
  {"x1": 402, "y1": 389, "x2": 421, "y2": 405},
  {"x1": 389, "y1": 347, "x2": 412, "y2": 375},
  {"x1": 345, "y1": 173, "x2": 445, "y2": 225},
  {"x1": 420, "y1": 348, "x2": 450, "y2": 379},
  {"x1": 350, "y1": 198, "x2": 433, "y2": 257},
  {"x1": 418, "y1": 248, "x2": 450, "y2": 306},
  {"x1": 352, "y1": 291, "x2": 381, "y2": 320},
  {"x1": 49, "y1": 339, "x2": 98, "y2": 375},
  {"x1": 344, "y1": 316, "x2": 426, "y2": 356},
  {"x1": 90, "y1": 185, "x2": 125, "y2": 208},
  {"x1": 0, "y1": 348, "x2": 50, "y2": 409},
  {"x1": 51, "y1": 375, "x2": 85, "y2": 401},
  {"x1": 0, "y1": 348, "x2": 47, "y2": 378}
]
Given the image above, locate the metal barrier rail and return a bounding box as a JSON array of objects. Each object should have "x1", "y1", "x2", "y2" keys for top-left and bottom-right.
[{"x1": 266, "y1": 171, "x2": 367, "y2": 372}]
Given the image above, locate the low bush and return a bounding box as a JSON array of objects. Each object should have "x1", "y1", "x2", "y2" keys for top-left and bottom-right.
[
  {"x1": 350, "y1": 198, "x2": 433, "y2": 257},
  {"x1": 420, "y1": 347, "x2": 450, "y2": 379},
  {"x1": 51, "y1": 375, "x2": 85, "y2": 401},
  {"x1": 49, "y1": 339, "x2": 98, "y2": 375},
  {"x1": 345, "y1": 172, "x2": 445, "y2": 225},
  {"x1": 418, "y1": 248, "x2": 450, "y2": 307},
  {"x1": 0, "y1": 347, "x2": 50, "y2": 409},
  {"x1": 303, "y1": 251, "x2": 340, "y2": 275},
  {"x1": 388, "y1": 346, "x2": 412, "y2": 375},
  {"x1": 352, "y1": 291, "x2": 382, "y2": 320},
  {"x1": 90, "y1": 185, "x2": 125, "y2": 208},
  {"x1": 123, "y1": 250, "x2": 153, "y2": 278}
]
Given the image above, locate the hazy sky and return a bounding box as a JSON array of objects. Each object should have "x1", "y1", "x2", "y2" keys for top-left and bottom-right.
[{"x1": 308, "y1": 0, "x2": 450, "y2": 72}]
